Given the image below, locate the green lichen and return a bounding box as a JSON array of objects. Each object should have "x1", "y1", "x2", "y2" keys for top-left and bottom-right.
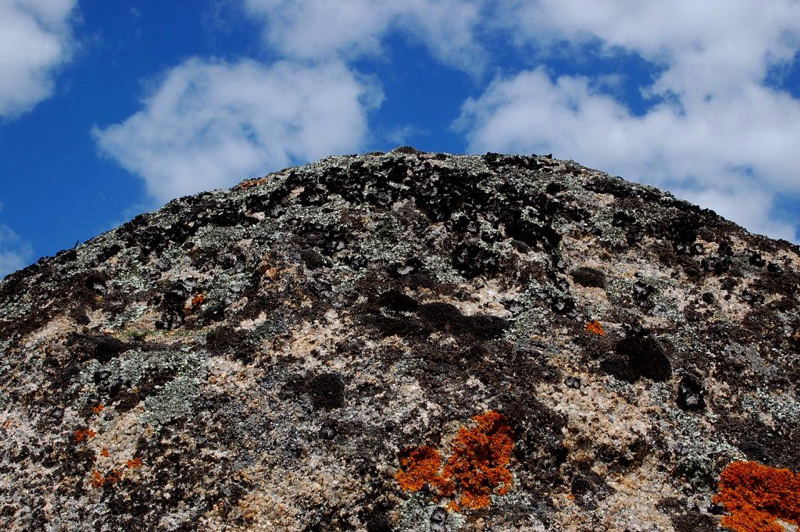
[
  {"x1": 71, "y1": 346, "x2": 207, "y2": 418},
  {"x1": 143, "y1": 374, "x2": 202, "y2": 428}
]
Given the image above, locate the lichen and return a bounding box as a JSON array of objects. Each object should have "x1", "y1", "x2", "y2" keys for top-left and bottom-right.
[
  {"x1": 713, "y1": 460, "x2": 800, "y2": 532},
  {"x1": 143, "y1": 374, "x2": 202, "y2": 428},
  {"x1": 395, "y1": 411, "x2": 515, "y2": 511},
  {"x1": 396, "y1": 446, "x2": 442, "y2": 492},
  {"x1": 585, "y1": 320, "x2": 605, "y2": 336}
]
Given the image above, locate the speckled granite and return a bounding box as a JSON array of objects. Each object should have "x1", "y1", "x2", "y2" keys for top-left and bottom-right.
[{"x1": 1, "y1": 148, "x2": 798, "y2": 531}]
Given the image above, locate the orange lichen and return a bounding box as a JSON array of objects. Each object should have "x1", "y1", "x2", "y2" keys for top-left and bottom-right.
[
  {"x1": 90, "y1": 470, "x2": 105, "y2": 488},
  {"x1": 713, "y1": 460, "x2": 800, "y2": 532},
  {"x1": 438, "y1": 411, "x2": 515, "y2": 510},
  {"x1": 585, "y1": 320, "x2": 605, "y2": 336},
  {"x1": 237, "y1": 177, "x2": 269, "y2": 190},
  {"x1": 395, "y1": 411, "x2": 515, "y2": 511},
  {"x1": 92, "y1": 404, "x2": 105, "y2": 414},
  {"x1": 126, "y1": 457, "x2": 143, "y2": 469},
  {"x1": 396, "y1": 446, "x2": 442, "y2": 492},
  {"x1": 185, "y1": 293, "x2": 206, "y2": 314},
  {"x1": 90, "y1": 469, "x2": 124, "y2": 488},
  {"x1": 100, "y1": 448, "x2": 110, "y2": 457},
  {"x1": 106, "y1": 469, "x2": 123, "y2": 485},
  {"x1": 74, "y1": 428, "x2": 97, "y2": 442}
]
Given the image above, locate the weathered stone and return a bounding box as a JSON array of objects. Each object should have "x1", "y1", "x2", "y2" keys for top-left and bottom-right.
[{"x1": 1, "y1": 150, "x2": 798, "y2": 530}]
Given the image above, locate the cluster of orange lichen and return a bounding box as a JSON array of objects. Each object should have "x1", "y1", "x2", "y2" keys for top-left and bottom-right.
[
  {"x1": 90, "y1": 469, "x2": 123, "y2": 488},
  {"x1": 714, "y1": 460, "x2": 800, "y2": 532},
  {"x1": 74, "y1": 414, "x2": 146, "y2": 488},
  {"x1": 89, "y1": 457, "x2": 144, "y2": 489},
  {"x1": 585, "y1": 320, "x2": 605, "y2": 336},
  {"x1": 395, "y1": 411, "x2": 515, "y2": 511},
  {"x1": 439, "y1": 411, "x2": 515, "y2": 510},
  {"x1": 184, "y1": 293, "x2": 206, "y2": 314},
  {"x1": 75, "y1": 417, "x2": 145, "y2": 488},
  {"x1": 237, "y1": 177, "x2": 269, "y2": 190},
  {"x1": 89, "y1": 470, "x2": 106, "y2": 488},
  {"x1": 73, "y1": 428, "x2": 97, "y2": 442},
  {"x1": 396, "y1": 446, "x2": 442, "y2": 492}
]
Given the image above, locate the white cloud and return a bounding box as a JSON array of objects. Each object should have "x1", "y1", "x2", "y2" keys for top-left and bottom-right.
[
  {"x1": 93, "y1": 58, "x2": 382, "y2": 203},
  {"x1": 457, "y1": 1, "x2": 800, "y2": 241},
  {"x1": 498, "y1": 0, "x2": 800, "y2": 97},
  {"x1": 0, "y1": 223, "x2": 33, "y2": 278},
  {"x1": 0, "y1": 0, "x2": 77, "y2": 118},
  {"x1": 242, "y1": 0, "x2": 488, "y2": 72}
]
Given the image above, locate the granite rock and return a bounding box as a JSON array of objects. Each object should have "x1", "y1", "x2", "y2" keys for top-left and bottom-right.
[{"x1": 1, "y1": 149, "x2": 799, "y2": 530}]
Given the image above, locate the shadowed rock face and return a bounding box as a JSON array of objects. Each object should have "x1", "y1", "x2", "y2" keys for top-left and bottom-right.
[{"x1": 1, "y1": 148, "x2": 799, "y2": 530}]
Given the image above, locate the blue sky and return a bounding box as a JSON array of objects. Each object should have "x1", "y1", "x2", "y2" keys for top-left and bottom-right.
[{"x1": 1, "y1": 0, "x2": 799, "y2": 276}]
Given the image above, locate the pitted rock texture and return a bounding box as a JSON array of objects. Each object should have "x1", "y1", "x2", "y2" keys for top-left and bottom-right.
[{"x1": 1, "y1": 148, "x2": 799, "y2": 531}]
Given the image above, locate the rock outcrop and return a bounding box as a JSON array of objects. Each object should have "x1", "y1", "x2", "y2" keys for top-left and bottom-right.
[{"x1": 1, "y1": 148, "x2": 798, "y2": 530}]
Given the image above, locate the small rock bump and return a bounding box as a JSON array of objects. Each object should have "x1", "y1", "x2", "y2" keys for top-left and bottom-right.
[
  {"x1": 571, "y1": 267, "x2": 606, "y2": 288},
  {"x1": 429, "y1": 507, "x2": 448, "y2": 532}
]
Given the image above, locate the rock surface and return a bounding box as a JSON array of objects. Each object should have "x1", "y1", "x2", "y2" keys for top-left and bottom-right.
[{"x1": 1, "y1": 148, "x2": 799, "y2": 530}]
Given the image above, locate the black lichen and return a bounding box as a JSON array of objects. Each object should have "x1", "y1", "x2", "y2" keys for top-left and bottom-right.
[
  {"x1": 66, "y1": 333, "x2": 130, "y2": 364},
  {"x1": 602, "y1": 330, "x2": 672, "y2": 382},
  {"x1": 308, "y1": 373, "x2": 346, "y2": 410},
  {"x1": 376, "y1": 289, "x2": 419, "y2": 312},
  {"x1": 452, "y1": 240, "x2": 500, "y2": 279}
]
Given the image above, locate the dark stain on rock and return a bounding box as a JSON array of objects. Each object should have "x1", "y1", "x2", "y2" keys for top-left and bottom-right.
[
  {"x1": 670, "y1": 512, "x2": 717, "y2": 532},
  {"x1": 597, "y1": 436, "x2": 653, "y2": 474},
  {"x1": 376, "y1": 289, "x2": 419, "y2": 312},
  {"x1": 365, "y1": 506, "x2": 393, "y2": 532},
  {"x1": 716, "y1": 415, "x2": 800, "y2": 471},
  {"x1": 416, "y1": 302, "x2": 508, "y2": 340},
  {"x1": 498, "y1": 394, "x2": 567, "y2": 492},
  {"x1": 659, "y1": 498, "x2": 718, "y2": 532},
  {"x1": 603, "y1": 329, "x2": 672, "y2": 382},
  {"x1": 66, "y1": 333, "x2": 130, "y2": 364},
  {"x1": 570, "y1": 470, "x2": 613, "y2": 510},
  {"x1": 206, "y1": 325, "x2": 254, "y2": 364},
  {"x1": 300, "y1": 248, "x2": 331, "y2": 270},
  {"x1": 452, "y1": 239, "x2": 500, "y2": 279},
  {"x1": 308, "y1": 373, "x2": 345, "y2": 410},
  {"x1": 570, "y1": 267, "x2": 606, "y2": 288}
]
